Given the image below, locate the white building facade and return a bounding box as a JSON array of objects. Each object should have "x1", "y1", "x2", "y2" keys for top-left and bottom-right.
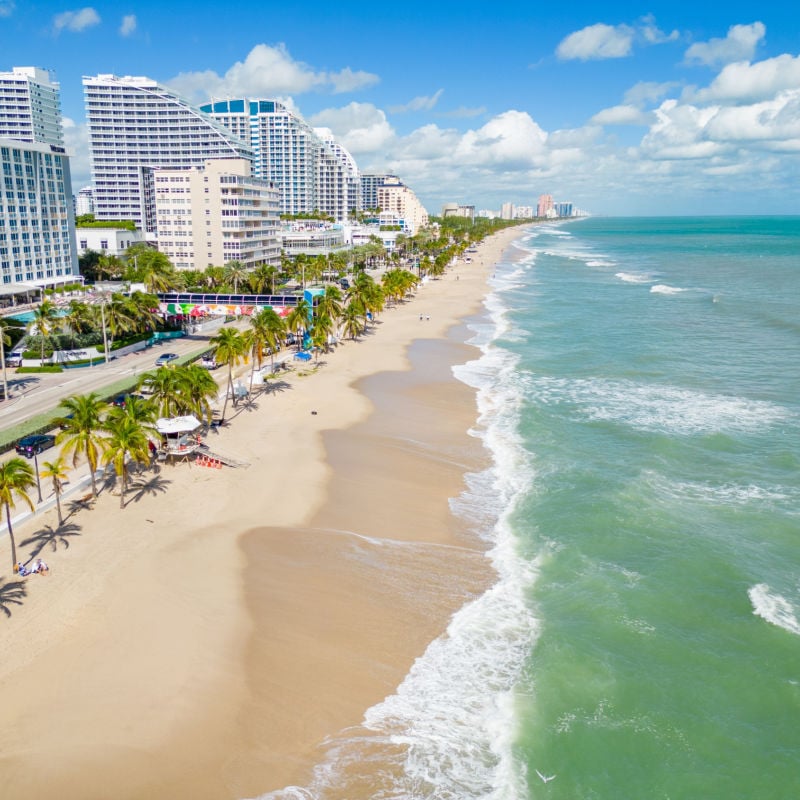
[
  {"x1": 0, "y1": 66, "x2": 79, "y2": 294},
  {"x1": 83, "y1": 75, "x2": 253, "y2": 237},
  {"x1": 0, "y1": 138, "x2": 79, "y2": 288},
  {"x1": 75, "y1": 226, "x2": 144, "y2": 256},
  {"x1": 0, "y1": 67, "x2": 64, "y2": 147},
  {"x1": 201, "y1": 99, "x2": 361, "y2": 223},
  {"x1": 153, "y1": 159, "x2": 280, "y2": 271}
]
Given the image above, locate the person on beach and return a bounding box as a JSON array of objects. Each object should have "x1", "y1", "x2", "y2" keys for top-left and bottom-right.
[
  {"x1": 15, "y1": 561, "x2": 28, "y2": 576},
  {"x1": 30, "y1": 558, "x2": 49, "y2": 575}
]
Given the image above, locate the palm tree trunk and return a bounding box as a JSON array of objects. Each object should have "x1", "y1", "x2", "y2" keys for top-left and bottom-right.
[
  {"x1": 6, "y1": 506, "x2": 16, "y2": 569},
  {"x1": 55, "y1": 487, "x2": 63, "y2": 526}
]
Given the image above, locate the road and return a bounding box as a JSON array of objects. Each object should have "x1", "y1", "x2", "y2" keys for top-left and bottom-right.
[{"x1": 0, "y1": 329, "x2": 217, "y2": 435}]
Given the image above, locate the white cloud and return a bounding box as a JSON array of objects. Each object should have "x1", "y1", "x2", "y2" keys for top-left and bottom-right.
[
  {"x1": 557, "y1": 23, "x2": 634, "y2": 61},
  {"x1": 167, "y1": 43, "x2": 379, "y2": 104},
  {"x1": 684, "y1": 22, "x2": 765, "y2": 67},
  {"x1": 591, "y1": 105, "x2": 654, "y2": 125},
  {"x1": 309, "y1": 102, "x2": 395, "y2": 154},
  {"x1": 557, "y1": 17, "x2": 680, "y2": 62},
  {"x1": 689, "y1": 54, "x2": 800, "y2": 104},
  {"x1": 388, "y1": 90, "x2": 444, "y2": 114},
  {"x1": 52, "y1": 7, "x2": 100, "y2": 34},
  {"x1": 624, "y1": 81, "x2": 680, "y2": 106},
  {"x1": 119, "y1": 14, "x2": 136, "y2": 37},
  {"x1": 455, "y1": 111, "x2": 548, "y2": 169},
  {"x1": 0, "y1": 1, "x2": 15, "y2": 18}
]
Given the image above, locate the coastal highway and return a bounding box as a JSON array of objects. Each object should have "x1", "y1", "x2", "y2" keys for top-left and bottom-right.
[{"x1": 0, "y1": 330, "x2": 216, "y2": 436}]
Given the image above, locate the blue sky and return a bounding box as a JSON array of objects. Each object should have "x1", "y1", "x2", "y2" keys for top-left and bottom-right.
[{"x1": 2, "y1": 0, "x2": 800, "y2": 215}]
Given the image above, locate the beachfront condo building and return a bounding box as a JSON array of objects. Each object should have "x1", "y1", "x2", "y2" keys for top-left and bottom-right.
[
  {"x1": 360, "y1": 173, "x2": 399, "y2": 212},
  {"x1": 0, "y1": 66, "x2": 79, "y2": 298},
  {"x1": 153, "y1": 158, "x2": 280, "y2": 271},
  {"x1": 200, "y1": 99, "x2": 360, "y2": 222},
  {"x1": 315, "y1": 128, "x2": 361, "y2": 222},
  {"x1": 376, "y1": 176, "x2": 429, "y2": 234},
  {"x1": 83, "y1": 74, "x2": 253, "y2": 238}
]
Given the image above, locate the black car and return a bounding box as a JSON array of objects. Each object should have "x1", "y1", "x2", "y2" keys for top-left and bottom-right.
[
  {"x1": 111, "y1": 393, "x2": 144, "y2": 408},
  {"x1": 15, "y1": 434, "x2": 56, "y2": 458},
  {"x1": 339, "y1": 278, "x2": 350, "y2": 289}
]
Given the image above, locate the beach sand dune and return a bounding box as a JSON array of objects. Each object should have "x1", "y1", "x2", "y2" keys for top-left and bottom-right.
[{"x1": 0, "y1": 227, "x2": 521, "y2": 799}]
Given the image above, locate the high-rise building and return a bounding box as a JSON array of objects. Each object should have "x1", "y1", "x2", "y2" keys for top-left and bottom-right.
[
  {"x1": 537, "y1": 194, "x2": 554, "y2": 218},
  {"x1": 376, "y1": 176, "x2": 428, "y2": 234},
  {"x1": 153, "y1": 159, "x2": 280, "y2": 271},
  {"x1": 0, "y1": 67, "x2": 64, "y2": 147},
  {"x1": 0, "y1": 66, "x2": 79, "y2": 292},
  {"x1": 500, "y1": 202, "x2": 515, "y2": 220},
  {"x1": 83, "y1": 75, "x2": 252, "y2": 236},
  {"x1": 315, "y1": 129, "x2": 360, "y2": 222},
  {"x1": 201, "y1": 99, "x2": 360, "y2": 222},
  {"x1": 361, "y1": 174, "x2": 398, "y2": 212}
]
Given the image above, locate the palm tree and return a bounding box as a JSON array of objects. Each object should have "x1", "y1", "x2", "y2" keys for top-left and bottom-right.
[
  {"x1": 286, "y1": 299, "x2": 311, "y2": 352},
  {"x1": 223, "y1": 260, "x2": 249, "y2": 294},
  {"x1": 107, "y1": 394, "x2": 158, "y2": 439},
  {"x1": 316, "y1": 285, "x2": 343, "y2": 329},
  {"x1": 177, "y1": 364, "x2": 219, "y2": 424},
  {"x1": 246, "y1": 310, "x2": 275, "y2": 391},
  {"x1": 248, "y1": 264, "x2": 280, "y2": 295},
  {"x1": 39, "y1": 456, "x2": 70, "y2": 527},
  {"x1": 210, "y1": 326, "x2": 247, "y2": 419},
  {"x1": 253, "y1": 307, "x2": 286, "y2": 373},
  {"x1": 102, "y1": 416, "x2": 150, "y2": 509},
  {"x1": 138, "y1": 367, "x2": 184, "y2": 419},
  {"x1": 54, "y1": 392, "x2": 109, "y2": 499},
  {"x1": 127, "y1": 244, "x2": 176, "y2": 293},
  {"x1": 0, "y1": 458, "x2": 36, "y2": 569},
  {"x1": 30, "y1": 298, "x2": 60, "y2": 364},
  {"x1": 340, "y1": 302, "x2": 364, "y2": 340}
]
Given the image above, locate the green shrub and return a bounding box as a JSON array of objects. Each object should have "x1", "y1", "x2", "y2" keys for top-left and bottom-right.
[{"x1": 17, "y1": 365, "x2": 63, "y2": 373}]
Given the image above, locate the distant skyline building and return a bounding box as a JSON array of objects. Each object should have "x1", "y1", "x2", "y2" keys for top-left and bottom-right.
[
  {"x1": 83, "y1": 74, "x2": 253, "y2": 236},
  {"x1": 500, "y1": 202, "x2": 515, "y2": 220},
  {"x1": 75, "y1": 185, "x2": 94, "y2": 216},
  {"x1": 537, "y1": 193, "x2": 554, "y2": 218},
  {"x1": 441, "y1": 202, "x2": 475, "y2": 222},
  {"x1": 0, "y1": 65, "x2": 79, "y2": 293},
  {"x1": 153, "y1": 158, "x2": 280, "y2": 271}
]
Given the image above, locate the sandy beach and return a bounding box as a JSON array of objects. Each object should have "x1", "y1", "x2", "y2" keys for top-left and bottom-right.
[{"x1": 0, "y1": 226, "x2": 521, "y2": 799}]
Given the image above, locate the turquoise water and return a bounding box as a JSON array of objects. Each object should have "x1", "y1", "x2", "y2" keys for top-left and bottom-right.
[
  {"x1": 261, "y1": 217, "x2": 800, "y2": 799},
  {"x1": 500, "y1": 218, "x2": 800, "y2": 799}
]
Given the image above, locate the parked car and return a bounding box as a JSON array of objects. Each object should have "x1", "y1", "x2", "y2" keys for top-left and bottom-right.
[
  {"x1": 5, "y1": 353, "x2": 22, "y2": 367},
  {"x1": 15, "y1": 433, "x2": 56, "y2": 458},
  {"x1": 200, "y1": 352, "x2": 219, "y2": 370},
  {"x1": 111, "y1": 393, "x2": 144, "y2": 408},
  {"x1": 339, "y1": 278, "x2": 350, "y2": 289},
  {"x1": 155, "y1": 352, "x2": 179, "y2": 366}
]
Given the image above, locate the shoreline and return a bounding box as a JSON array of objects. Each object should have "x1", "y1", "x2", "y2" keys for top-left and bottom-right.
[{"x1": 0, "y1": 225, "x2": 522, "y2": 799}]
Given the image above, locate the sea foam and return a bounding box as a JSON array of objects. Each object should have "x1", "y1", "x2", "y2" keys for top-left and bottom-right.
[
  {"x1": 525, "y1": 376, "x2": 790, "y2": 435},
  {"x1": 748, "y1": 584, "x2": 800, "y2": 636}
]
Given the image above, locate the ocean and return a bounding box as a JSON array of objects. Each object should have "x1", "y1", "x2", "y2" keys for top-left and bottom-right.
[{"x1": 261, "y1": 217, "x2": 800, "y2": 799}]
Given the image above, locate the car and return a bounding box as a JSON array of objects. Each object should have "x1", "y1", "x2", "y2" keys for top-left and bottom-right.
[
  {"x1": 15, "y1": 434, "x2": 56, "y2": 458},
  {"x1": 111, "y1": 393, "x2": 144, "y2": 408},
  {"x1": 5, "y1": 353, "x2": 22, "y2": 367},
  {"x1": 199, "y1": 352, "x2": 219, "y2": 370},
  {"x1": 339, "y1": 278, "x2": 350, "y2": 289},
  {"x1": 155, "y1": 352, "x2": 179, "y2": 366}
]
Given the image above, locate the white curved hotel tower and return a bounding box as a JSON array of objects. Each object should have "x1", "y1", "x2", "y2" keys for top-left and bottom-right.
[{"x1": 83, "y1": 74, "x2": 252, "y2": 237}]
